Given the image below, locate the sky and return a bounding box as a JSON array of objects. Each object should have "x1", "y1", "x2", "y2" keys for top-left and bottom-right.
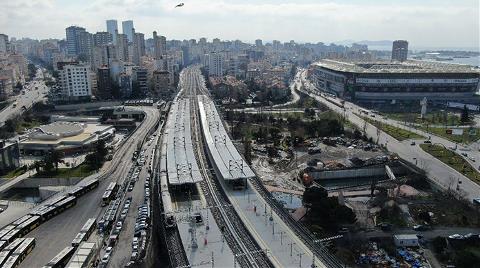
[{"x1": 1, "y1": 0, "x2": 479, "y2": 49}]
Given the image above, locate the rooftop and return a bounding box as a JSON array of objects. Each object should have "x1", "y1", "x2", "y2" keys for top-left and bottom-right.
[{"x1": 314, "y1": 59, "x2": 480, "y2": 74}]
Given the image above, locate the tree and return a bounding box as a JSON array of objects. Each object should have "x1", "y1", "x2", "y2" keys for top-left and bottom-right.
[
  {"x1": 461, "y1": 105, "x2": 470, "y2": 124},
  {"x1": 303, "y1": 186, "x2": 357, "y2": 231},
  {"x1": 243, "y1": 138, "x2": 252, "y2": 165},
  {"x1": 432, "y1": 236, "x2": 446, "y2": 253},
  {"x1": 49, "y1": 150, "x2": 64, "y2": 171},
  {"x1": 42, "y1": 153, "x2": 54, "y2": 173}
]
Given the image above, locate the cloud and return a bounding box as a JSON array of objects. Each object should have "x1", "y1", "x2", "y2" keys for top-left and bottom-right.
[{"x1": 1, "y1": 0, "x2": 478, "y2": 48}]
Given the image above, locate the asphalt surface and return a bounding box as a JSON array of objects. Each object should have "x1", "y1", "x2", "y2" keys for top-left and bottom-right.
[
  {"x1": 0, "y1": 68, "x2": 49, "y2": 126},
  {"x1": 300, "y1": 72, "x2": 480, "y2": 202},
  {"x1": 19, "y1": 107, "x2": 160, "y2": 267},
  {"x1": 107, "y1": 139, "x2": 157, "y2": 267}
]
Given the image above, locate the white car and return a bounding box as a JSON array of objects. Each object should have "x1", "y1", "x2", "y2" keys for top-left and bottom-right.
[{"x1": 101, "y1": 253, "x2": 110, "y2": 264}]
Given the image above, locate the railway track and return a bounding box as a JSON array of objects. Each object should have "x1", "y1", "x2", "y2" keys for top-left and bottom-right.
[
  {"x1": 185, "y1": 68, "x2": 273, "y2": 268},
  {"x1": 153, "y1": 111, "x2": 189, "y2": 268},
  {"x1": 188, "y1": 67, "x2": 344, "y2": 268}
]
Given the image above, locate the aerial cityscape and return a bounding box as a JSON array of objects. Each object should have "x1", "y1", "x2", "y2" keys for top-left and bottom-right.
[{"x1": 0, "y1": 0, "x2": 479, "y2": 268}]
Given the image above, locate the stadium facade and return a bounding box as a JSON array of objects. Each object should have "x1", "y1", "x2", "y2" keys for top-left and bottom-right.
[{"x1": 310, "y1": 60, "x2": 480, "y2": 104}]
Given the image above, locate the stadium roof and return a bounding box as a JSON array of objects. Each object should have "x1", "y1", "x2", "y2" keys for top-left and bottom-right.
[{"x1": 313, "y1": 59, "x2": 480, "y2": 74}]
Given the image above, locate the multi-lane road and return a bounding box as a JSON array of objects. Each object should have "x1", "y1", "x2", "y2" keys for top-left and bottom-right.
[
  {"x1": 299, "y1": 70, "x2": 480, "y2": 202},
  {"x1": 0, "y1": 68, "x2": 49, "y2": 126},
  {"x1": 19, "y1": 106, "x2": 160, "y2": 267}
]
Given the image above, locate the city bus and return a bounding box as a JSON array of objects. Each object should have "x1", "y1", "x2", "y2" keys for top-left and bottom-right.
[
  {"x1": 102, "y1": 182, "x2": 119, "y2": 206},
  {"x1": 44, "y1": 246, "x2": 75, "y2": 268}
]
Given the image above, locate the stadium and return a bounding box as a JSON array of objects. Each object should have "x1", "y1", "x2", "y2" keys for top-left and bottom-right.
[{"x1": 310, "y1": 59, "x2": 480, "y2": 104}]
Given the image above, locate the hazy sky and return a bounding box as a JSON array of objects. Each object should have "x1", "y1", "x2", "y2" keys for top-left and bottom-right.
[{"x1": 2, "y1": 0, "x2": 479, "y2": 49}]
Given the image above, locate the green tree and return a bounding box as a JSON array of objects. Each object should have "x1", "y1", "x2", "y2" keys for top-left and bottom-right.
[
  {"x1": 432, "y1": 236, "x2": 446, "y2": 253},
  {"x1": 461, "y1": 105, "x2": 470, "y2": 124},
  {"x1": 303, "y1": 186, "x2": 356, "y2": 231},
  {"x1": 243, "y1": 138, "x2": 252, "y2": 165},
  {"x1": 42, "y1": 153, "x2": 54, "y2": 173},
  {"x1": 49, "y1": 150, "x2": 64, "y2": 171}
]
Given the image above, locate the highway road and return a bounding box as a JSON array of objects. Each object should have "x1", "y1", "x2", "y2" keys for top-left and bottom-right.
[
  {"x1": 272, "y1": 69, "x2": 301, "y2": 108},
  {"x1": 0, "y1": 68, "x2": 49, "y2": 126},
  {"x1": 107, "y1": 138, "x2": 157, "y2": 267},
  {"x1": 299, "y1": 73, "x2": 480, "y2": 202},
  {"x1": 19, "y1": 106, "x2": 160, "y2": 267}
]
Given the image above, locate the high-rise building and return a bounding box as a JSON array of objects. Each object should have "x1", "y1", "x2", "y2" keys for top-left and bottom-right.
[
  {"x1": 122, "y1": 20, "x2": 134, "y2": 42},
  {"x1": 77, "y1": 31, "x2": 93, "y2": 58},
  {"x1": 118, "y1": 72, "x2": 132, "y2": 98},
  {"x1": 116, "y1": 33, "x2": 129, "y2": 62},
  {"x1": 255, "y1": 39, "x2": 263, "y2": 47},
  {"x1": 132, "y1": 29, "x2": 145, "y2": 65},
  {"x1": 208, "y1": 52, "x2": 223, "y2": 77},
  {"x1": 391, "y1": 40, "x2": 408, "y2": 62},
  {"x1": 153, "y1": 31, "x2": 167, "y2": 59},
  {"x1": 96, "y1": 66, "x2": 112, "y2": 100},
  {"x1": 132, "y1": 67, "x2": 148, "y2": 94},
  {"x1": 152, "y1": 70, "x2": 170, "y2": 96},
  {"x1": 57, "y1": 62, "x2": 92, "y2": 101},
  {"x1": 65, "y1": 26, "x2": 86, "y2": 56},
  {"x1": 0, "y1": 34, "x2": 9, "y2": 54},
  {"x1": 181, "y1": 46, "x2": 190, "y2": 66},
  {"x1": 106, "y1": 20, "x2": 118, "y2": 43},
  {"x1": 93, "y1": 32, "x2": 113, "y2": 46}
]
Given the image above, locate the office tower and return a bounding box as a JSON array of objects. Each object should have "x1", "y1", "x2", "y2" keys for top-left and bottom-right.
[
  {"x1": 391, "y1": 40, "x2": 409, "y2": 62},
  {"x1": 153, "y1": 31, "x2": 167, "y2": 59},
  {"x1": 0, "y1": 34, "x2": 8, "y2": 53},
  {"x1": 116, "y1": 33, "x2": 129, "y2": 61},
  {"x1": 93, "y1": 32, "x2": 113, "y2": 46},
  {"x1": 65, "y1": 26, "x2": 86, "y2": 56},
  {"x1": 106, "y1": 19, "x2": 118, "y2": 43},
  {"x1": 255, "y1": 39, "x2": 263, "y2": 47},
  {"x1": 122, "y1": 20, "x2": 134, "y2": 42}
]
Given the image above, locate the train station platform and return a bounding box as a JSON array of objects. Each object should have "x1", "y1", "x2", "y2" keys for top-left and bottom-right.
[
  {"x1": 175, "y1": 197, "x2": 235, "y2": 267},
  {"x1": 225, "y1": 181, "x2": 330, "y2": 268}
]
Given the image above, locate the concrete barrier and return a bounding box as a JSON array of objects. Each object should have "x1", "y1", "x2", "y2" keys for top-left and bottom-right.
[
  {"x1": 13, "y1": 177, "x2": 82, "y2": 188},
  {"x1": 310, "y1": 163, "x2": 408, "y2": 181},
  {"x1": 54, "y1": 101, "x2": 122, "y2": 111}
]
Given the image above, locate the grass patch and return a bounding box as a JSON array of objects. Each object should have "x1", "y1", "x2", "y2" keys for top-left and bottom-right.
[
  {"x1": 1, "y1": 166, "x2": 28, "y2": 178},
  {"x1": 417, "y1": 125, "x2": 480, "y2": 144},
  {"x1": 31, "y1": 163, "x2": 96, "y2": 178},
  {"x1": 385, "y1": 111, "x2": 463, "y2": 126},
  {"x1": 362, "y1": 116, "x2": 425, "y2": 141},
  {"x1": 409, "y1": 192, "x2": 480, "y2": 227},
  {"x1": 420, "y1": 144, "x2": 480, "y2": 184},
  {"x1": 16, "y1": 119, "x2": 41, "y2": 133}
]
